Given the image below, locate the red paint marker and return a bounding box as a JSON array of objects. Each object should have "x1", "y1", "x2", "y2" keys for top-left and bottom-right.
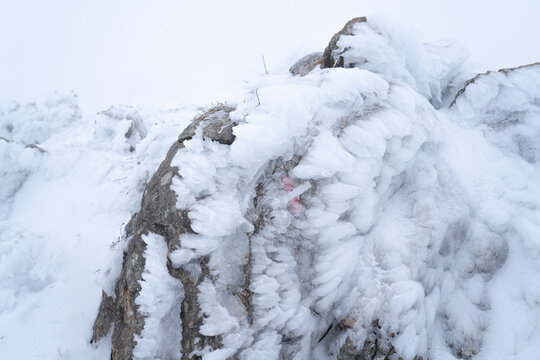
[{"x1": 283, "y1": 175, "x2": 303, "y2": 216}]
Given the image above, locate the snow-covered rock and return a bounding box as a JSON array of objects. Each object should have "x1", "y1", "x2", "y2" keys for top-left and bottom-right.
[
  {"x1": 2, "y1": 16, "x2": 540, "y2": 360},
  {"x1": 318, "y1": 16, "x2": 468, "y2": 109},
  {"x1": 86, "y1": 17, "x2": 540, "y2": 360}
]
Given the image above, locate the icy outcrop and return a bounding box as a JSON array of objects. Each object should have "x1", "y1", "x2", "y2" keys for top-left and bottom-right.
[
  {"x1": 90, "y1": 106, "x2": 237, "y2": 359},
  {"x1": 450, "y1": 62, "x2": 540, "y2": 163},
  {"x1": 90, "y1": 17, "x2": 540, "y2": 360},
  {"x1": 316, "y1": 16, "x2": 468, "y2": 109}
]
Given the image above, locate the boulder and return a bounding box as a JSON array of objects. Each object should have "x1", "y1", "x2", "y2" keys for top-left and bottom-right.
[{"x1": 289, "y1": 52, "x2": 323, "y2": 76}]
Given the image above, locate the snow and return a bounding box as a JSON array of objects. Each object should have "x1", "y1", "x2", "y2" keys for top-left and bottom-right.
[
  {"x1": 1, "y1": 13, "x2": 540, "y2": 360},
  {"x1": 162, "y1": 56, "x2": 464, "y2": 358},
  {"x1": 133, "y1": 233, "x2": 183, "y2": 360},
  {"x1": 335, "y1": 16, "x2": 468, "y2": 108},
  {"x1": 293, "y1": 130, "x2": 355, "y2": 179},
  {"x1": 0, "y1": 96, "x2": 197, "y2": 359}
]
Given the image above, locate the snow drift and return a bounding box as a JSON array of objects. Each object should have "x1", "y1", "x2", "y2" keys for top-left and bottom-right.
[{"x1": 2, "y1": 16, "x2": 540, "y2": 360}]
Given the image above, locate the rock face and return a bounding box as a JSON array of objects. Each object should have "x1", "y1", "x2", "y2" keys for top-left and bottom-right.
[
  {"x1": 289, "y1": 52, "x2": 323, "y2": 76},
  {"x1": 91, "y1": 106, "x2": 236, "y2": 359},
  {"x1": 92, "y1": 17, "x2": 540, "y2": 360},
  {"x1": 321, "y1": 17, "x2": 367, "y2": 69}
]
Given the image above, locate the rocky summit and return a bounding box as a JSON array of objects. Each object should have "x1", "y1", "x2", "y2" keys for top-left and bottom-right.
[
  {"x1": 87, "y1": 17, "x2": 540, "y2": 360},
  {"x1": 1, "y1": 15, "x2": 540, "y2": 360}
]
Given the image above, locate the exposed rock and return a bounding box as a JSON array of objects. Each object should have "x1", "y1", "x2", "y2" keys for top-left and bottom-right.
[
  {"x1": 339, "y1": 317, "x2": 357, "y2": 330},
  {"x1": 91, "y1": 105, "x2": 235, "y2": 360},
  {"x1": 338, "y1": 337, "x2": 398, "y2": 360},
  {"x1": 332, "y1": 319, "x2": 409, "y2": 360},
  {"x1": 91, "y1": 291, "x2": 116, "y2": 343},
  {"x1": 289, "y1": 52, "x2": 323, "y2": 76},
  {"x1": 0, "y1": 136, "x2": 47, "y2": 153},
  {"x1": 321, "y1": 17, "x2": 367, "y2": 69},
  {"x1": 202, "y1": 112, "x2": 237, "y2": 144},
  {"x1": 24, "y1": 143, "x2": 47, "y2": 153},
  {"x1": 169, "y1": 257, "x2": 222, "y2": 360}
]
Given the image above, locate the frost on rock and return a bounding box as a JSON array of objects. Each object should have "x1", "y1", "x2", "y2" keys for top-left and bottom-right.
[
  {"x1": 91, "y1": 106, "x2": 236, "y2": 359},
  {"x1": 318, "y1": 16, "x2": 467, "y2": 108},
  {"x1": 450, "y1": 62, "x2": 540, "y2": 163},
  {"x1": 91, "y1": 17, "x2": 540, "y2": 360}
]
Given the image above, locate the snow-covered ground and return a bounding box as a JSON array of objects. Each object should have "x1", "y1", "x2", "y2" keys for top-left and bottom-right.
[
  {"x1": 0, "y1": 97, "x2": 198, "y2": 358},
  {"x1": 1, "y1": 10, "x2": 540, "y2": 360}
]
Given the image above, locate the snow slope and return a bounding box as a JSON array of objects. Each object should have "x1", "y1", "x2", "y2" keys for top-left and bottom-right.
[{"x1": 1, "y1": 16, "x2": 540, "y2": 360}]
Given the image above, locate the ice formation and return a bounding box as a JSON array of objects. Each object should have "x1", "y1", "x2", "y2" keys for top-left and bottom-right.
[{"x1": 2, "y1": 16, "x2": 540, "y2": 360}]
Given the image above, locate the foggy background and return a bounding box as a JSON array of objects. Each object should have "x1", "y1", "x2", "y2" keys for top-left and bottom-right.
[{"x1": 1, "y1": 0, "x2": 539, "y2": 113}]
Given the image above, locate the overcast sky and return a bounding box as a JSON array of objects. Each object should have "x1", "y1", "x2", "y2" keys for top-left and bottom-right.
[{"x1": 1, "y1": 0, "x2": 539, "y2": 113}]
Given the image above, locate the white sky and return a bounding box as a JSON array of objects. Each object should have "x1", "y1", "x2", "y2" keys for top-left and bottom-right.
[{"x1": 1, "y1": 0, "x2": 539, "y2": 114}]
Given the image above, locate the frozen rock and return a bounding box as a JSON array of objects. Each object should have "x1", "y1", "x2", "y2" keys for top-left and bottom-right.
[{"x1": 87, "y1": 17, "x2": 540, "y2": 360}]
